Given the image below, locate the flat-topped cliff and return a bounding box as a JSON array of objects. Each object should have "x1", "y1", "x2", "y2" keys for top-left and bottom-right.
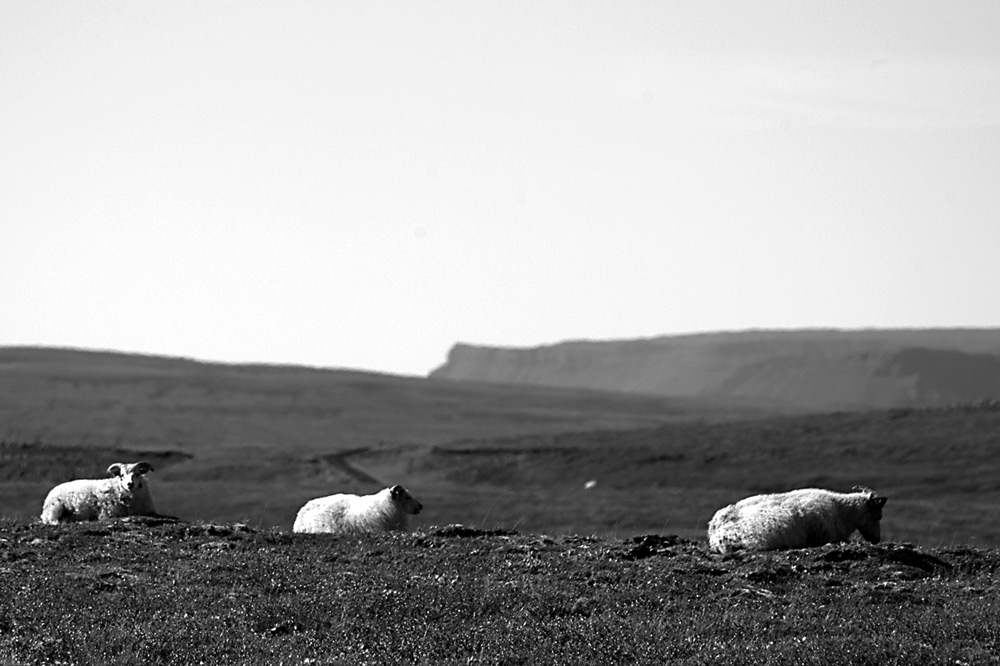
[{"x1": 430, "y1": 329, "x2": 1000, "y2": 410}]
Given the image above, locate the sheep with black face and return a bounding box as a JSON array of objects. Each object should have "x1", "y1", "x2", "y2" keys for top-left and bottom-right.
[{"x1": 293, "y1": 485, "x2": 423, "y2": 535}]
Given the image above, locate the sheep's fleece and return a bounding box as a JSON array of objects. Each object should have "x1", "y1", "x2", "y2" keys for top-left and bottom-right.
[
  {"x1": 707, "y1": 487, "x2": 887, "y2": 553},
  {"x1": 41, "y1": 461, "x2": 157, "y2": 524},
  {"x1": 293, "y1": 485, "x2": 423, "y2": 534}
]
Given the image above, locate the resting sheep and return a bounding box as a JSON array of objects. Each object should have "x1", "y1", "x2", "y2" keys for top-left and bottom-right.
[
  {"x1": 293, "y1": 485, "x2": 423, "y2": 535},
  {"x1": 707, "y1": 486, "x2": 887, "y2": 554},
  {"x1": 41, "y1": 461, "x2": 158, "y2": 524}
]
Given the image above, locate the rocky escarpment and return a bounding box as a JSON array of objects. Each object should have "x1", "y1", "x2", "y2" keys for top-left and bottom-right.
[{"x1": 430, "y1": 329, "x2": 1000, "y2": 410}]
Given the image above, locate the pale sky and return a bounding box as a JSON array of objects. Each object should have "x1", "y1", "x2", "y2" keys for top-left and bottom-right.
[{"x1": 3, "y1": 1, "x2": 1000, "y2": 376}]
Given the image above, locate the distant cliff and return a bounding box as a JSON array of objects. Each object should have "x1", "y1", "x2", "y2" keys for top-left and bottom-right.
[{"x1": 430, "y1": 329, "x2": 1000, "y2": 410}]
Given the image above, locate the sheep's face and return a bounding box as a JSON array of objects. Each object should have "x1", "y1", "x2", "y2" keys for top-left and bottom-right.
[
  {"x1": 107, "y1": 461, "x2": 154, "y2": 494},
  {"x1": 390, "y1": 485, "x2": 423, "y2": 515},
  {"x1": 856, "y1": 494, "x2": 887, "y2": 544}
]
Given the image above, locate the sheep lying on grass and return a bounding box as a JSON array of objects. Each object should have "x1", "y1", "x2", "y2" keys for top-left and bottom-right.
[
  {"x1": 41, "y1": 461, "x2": 158, "y2": 524},
  {"x1": 293, "y1": 485, "x2": 423, "y2": 535},
  {"x1": 707, "y1": 486, "x2": 887, "y2": 554}
]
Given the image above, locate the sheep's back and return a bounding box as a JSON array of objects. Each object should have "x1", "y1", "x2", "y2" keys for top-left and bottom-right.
[
  {"x1": 42, "y1": 479, "x2": 116, "y2": 522},
  {"x1": 709, "y1": 490, "x2": 859, "y2": 552},
  {"x1": 293, "y1": 495, "x2": 352, "y2": 533},
  {"x1": 708, "y1": 498, "x2": 797, "y2": 551}
]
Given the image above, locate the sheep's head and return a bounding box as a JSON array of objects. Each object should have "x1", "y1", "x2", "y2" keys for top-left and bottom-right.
[
  {"x1": 107, "y1": 461, "x2": 154, "y2": 494},
  {"x1": 390, "y1": 485, "x2": 423, "y2": 515},
  {"x1": 852, "y1": 487, "x2": 887, "y2": 544}
]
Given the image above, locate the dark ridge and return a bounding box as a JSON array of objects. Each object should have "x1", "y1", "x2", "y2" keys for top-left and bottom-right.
[{"x1": 0, "y1": 440, "x2": 192, "y2": 482}]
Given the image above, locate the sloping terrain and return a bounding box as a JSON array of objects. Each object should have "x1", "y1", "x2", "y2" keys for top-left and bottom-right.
[
  {"x1": 0, "y1": 346, "x2": 753, "y2": 455},
  {"x1": 350, "y1": 402, "x2": 1000, "y2": 547},
  {"x1": 3, "y1": 346, "x2": 999, "y2": 548},
  {"x1": 430, "y1": 328, "x2": 1000, "y2": 410},
  {"x1": 0, "y1": 346, "x2": 760, "y2": 528},
  {"x1": 5, "y1": 398, "x2": 1000, "y2": 547}
]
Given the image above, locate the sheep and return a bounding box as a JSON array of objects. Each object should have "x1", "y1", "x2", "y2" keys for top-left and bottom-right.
[
  {"x1": 293, "y1": 485, "x2": 423, "y2": 535},
  {"x1": 707, "y1": 486, "x2": 887, "y2": 554},
  {"x1": 40, "y1": 461, "x2": 158, "y2": 524}
]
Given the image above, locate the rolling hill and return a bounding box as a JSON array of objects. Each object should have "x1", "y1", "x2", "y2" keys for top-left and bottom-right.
[
  {"x1": 0, "y1": 345, "x2": 760, "y2": 529},
  {"x1": 0, "y1": 346, "x2": 753, "y2": 454},
  {"x1": 430, "y1": 328, "x2": 1000, "y2": 410},
  {"x1": 3, "y1": 344, "x2": 999, "y2": 549}
]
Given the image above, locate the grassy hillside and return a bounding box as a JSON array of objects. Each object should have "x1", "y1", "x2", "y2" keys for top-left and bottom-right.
[
  {"x1": 0, "y1": 346, "x2": 762, "y2": 529},
  {"x1": 0, "y1": 346, "x2": 755, "y2": 453},
  {"x1": 431, "y1": 328, "x2": 1000, "y2": 410},
  {"x1": 3, "y1": 347, "x2": 1000, "y2": 663},
  {"x1": 1, "y1": 519, "x2": 998, "y2": 665},
  {"x1": 3, "y1": 347, "x2": 999, "y2": 548},
  {"x1": 350, "y1": 403, "x2": 1000, "y2": 547}
]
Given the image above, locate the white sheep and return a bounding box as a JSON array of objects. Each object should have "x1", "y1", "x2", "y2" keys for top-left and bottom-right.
[
  {"x1": 40, "y1": 461, "x2": 158, "y2": 524},
  {"x1": 707, "y1": 486, "x2": 887, "y2": 554},
  {"x1": 292, "y1": 485, "x2": 423, "y2": 535}
]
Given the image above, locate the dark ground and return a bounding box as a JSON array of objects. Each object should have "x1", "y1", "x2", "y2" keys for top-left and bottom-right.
[{"x1": 1, "y1": 518, "x2": 997, "y2": 665}]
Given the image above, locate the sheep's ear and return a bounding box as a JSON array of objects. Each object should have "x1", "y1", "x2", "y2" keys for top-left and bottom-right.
[
  {"x1": 106, "y1": 464, "x2": 123, "y2": 477},
  {"x1": 134, "y1": 461, "x2": 154, "y2": 475},
  {"x1": 852, "y1": 485, "x2": 873, "y2": 494}
]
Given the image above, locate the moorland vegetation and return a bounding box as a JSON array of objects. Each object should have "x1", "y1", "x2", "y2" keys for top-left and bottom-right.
[
  {"x1": 1, "y1": 519, "x2": 997, "y2": 665},
  {"x1": 2, "y1": 347, "x2": 999, "y2": 663}
]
